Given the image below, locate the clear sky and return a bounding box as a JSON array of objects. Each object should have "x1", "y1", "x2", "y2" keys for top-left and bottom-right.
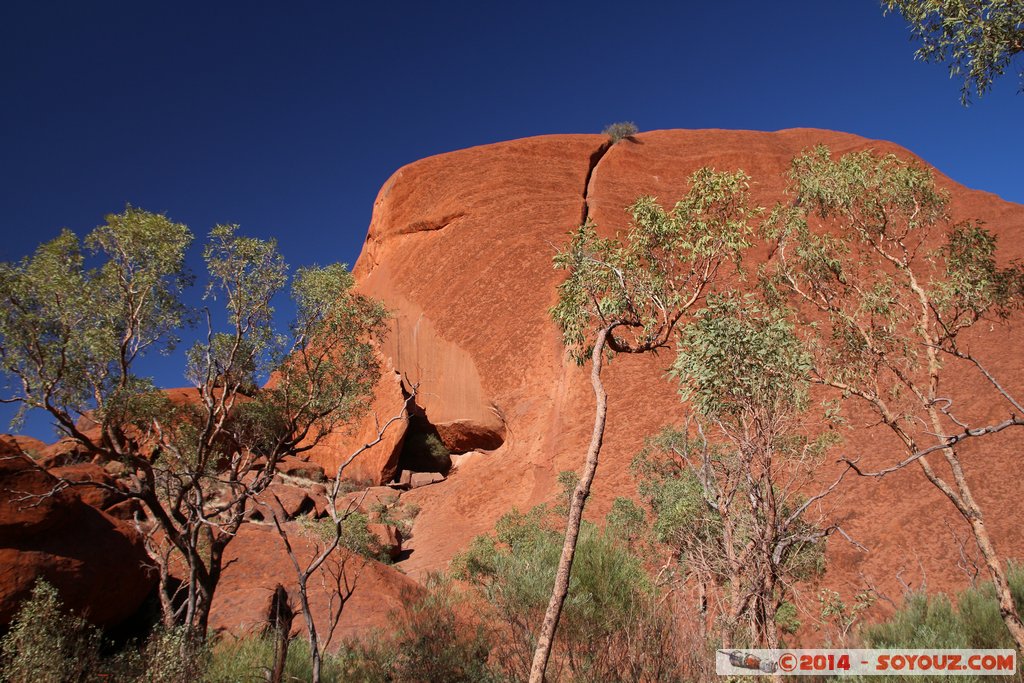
[{"x1": 1, "y1": 1, "x2": 1020, "y2": 440}]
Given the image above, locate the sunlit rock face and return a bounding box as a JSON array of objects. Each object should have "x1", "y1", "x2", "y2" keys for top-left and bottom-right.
[{"x1": 317, "y1": 130, "x2": 1024, "y2": 604}]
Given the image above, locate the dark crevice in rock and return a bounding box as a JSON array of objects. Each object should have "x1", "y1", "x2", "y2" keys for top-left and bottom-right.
[
  {"x1": 394, "y1": 385, "x2": 451, "y2": 477},
  {"x1": 391, "y1": 382, "x2": 505, "y2": 483},
  {"x1": 580, "y1": 141, "x2": 612, "y2": 225},
  {"x1": 397, "y1": 411, "x2": 452, "y2": 476}
]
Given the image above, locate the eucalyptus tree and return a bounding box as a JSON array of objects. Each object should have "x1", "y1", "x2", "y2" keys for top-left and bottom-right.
[
  {"x1": 269, "y1": 385, "x2": 417, "y2": 683},
  {"x1": 635, "y1": 294, "x2": 848, "y2": 649},
  {"x1": 532, "y1": 169, "x2": 758, "y2": 683},
  {"x1": 884, "y1": 0, "x2": 1024, "y2": 104},
  {"x1": 0, "y1": 207, "x2": 386, "y2": 640},
  {"x1": 767, "y1": 146, "x2": 1024, "y2": 650}
]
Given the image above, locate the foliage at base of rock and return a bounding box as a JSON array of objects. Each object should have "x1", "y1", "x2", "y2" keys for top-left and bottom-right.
[
  {"x1": 336, "y1": 579, "x2": 500, "y2": 683},
  {"x1": 0, "y1": 580, "x2": 104, "y2": 683},
  {"x1": 452, "y1": 502, "x2": 685, "y2": 682},
  {"x1": 864, "y1": 563, "x2": 1024, "y2": 651}
]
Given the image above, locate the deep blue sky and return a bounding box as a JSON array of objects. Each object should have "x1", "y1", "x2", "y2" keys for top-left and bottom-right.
[{"x1": 1, "y1": 1, "x2": 1020, "y2": 440}]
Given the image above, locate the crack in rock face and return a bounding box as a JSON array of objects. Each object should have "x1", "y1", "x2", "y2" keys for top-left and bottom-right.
[{"x1": 580, "y1": 140, "x2": 612, "y2": 225}]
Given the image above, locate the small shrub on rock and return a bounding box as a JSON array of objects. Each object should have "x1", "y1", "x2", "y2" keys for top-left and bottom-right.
[{"x1": 602, "y1": 121, "x2": 639, "y2": 143}]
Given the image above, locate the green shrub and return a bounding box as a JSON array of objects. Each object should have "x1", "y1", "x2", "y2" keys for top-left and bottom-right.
[
  {"x1": 606, "y1": 496, "x2": 646, "y2": 542},
  {"x1": 602, "y1": 121, "x2": 638, "y2": 143},
  {"x1": 372, "y1": 499, "x2": 422, "y2": 539},
  {"x1": 336, "y1": 578, "x2": 500, "y2": 683},
  {"x1": 452, "y1": 504, "x2": 683, "y2": 682},
  {"x1": 864, "y1": 567, "x2": 1023, "y2": 650},
  {"x1": 0, "y1": 580, "x2": 104, "y2": 682},
  {"x1": 856, "y1": 565, "x2": 1024, "y2": 682},
  {"x1": 299, "y1": 510, "x2": 395, "y2": 564},
  {"x1": 206, "y1": 634, "x2": 345, "y2": 682},
  {"x1": 0, "y1": 579, "x2": 218, "y2": 682},
  {"x1": 142, "y1": 627, "x2": 210, "y2": 682}
]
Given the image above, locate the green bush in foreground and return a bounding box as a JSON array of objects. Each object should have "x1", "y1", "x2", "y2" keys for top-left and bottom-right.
[
  {"x1": 0, "y1": 579, "x2": 213, "y2": 683},
  {"x1": 1, "y1": 577, "x2": 501, "y2": 682},
  {"x1": 0, "y1": 580, "x2": 103, "y2": 682},
  {"x1": 452, "y1": 499, "x2": 683, "y2": 682},
  {"x1": 207, "y1": 635, "x2": 341, "y2": 682},
  {"x1": 850, "y1": 564, "x2": 1024, "y2": 682},
  {"x1": 336, "y1": 578, "x2": 499, "y2": 683}
]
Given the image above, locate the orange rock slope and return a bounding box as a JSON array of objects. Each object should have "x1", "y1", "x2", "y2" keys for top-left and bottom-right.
[
  {"x1": 0, "y1": 438, "x2": 155, "y2": 626},
  {"x1": 323, "y1": 129, "x2": 1024, "y2": 609}
]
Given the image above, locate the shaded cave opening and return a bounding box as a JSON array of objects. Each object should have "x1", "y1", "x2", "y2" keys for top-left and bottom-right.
[
  {"x1": 391, "y1": 383, "x2": 507, "y2": 485},
  {"x1": 396, "y1": 402, "x2": 452, "y2": 477}
]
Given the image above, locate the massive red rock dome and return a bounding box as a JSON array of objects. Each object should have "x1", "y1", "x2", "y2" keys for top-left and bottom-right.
[{"x1": 320, "y1": 129, "x2": 1024, "y2": 603}]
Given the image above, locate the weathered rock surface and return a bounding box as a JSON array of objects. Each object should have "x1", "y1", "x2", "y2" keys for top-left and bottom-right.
[
  {"x1": 276, "y1": 455, "x2": 327, "y2": 482},
  {"x1": 0, "y1": 434, "x2": 47, "y2": 461},
  {"x1": 301, "y1": 362, "x2": 409, "y2": 484},
  {"x1": 0, "y1": 442, "x2": 154, "y2": 626},
  {"x1": 409, "y1": 472, "x2": 445, "y2": 489},
  {"x1": 328, "y1": 129, "x2": 1024, "y2": 611},
  {"x1": 339, "y1": 486, "x2": 400, "y2": 514},
  {"x1": 208, "y1": 524, "x2": 419, "y2": 644},
  {"x1": 37, "y1": 437, "x2": 90, "y2": 468},
  {"x1": 367, "y1": 523, "x2": 403, "y2": 560},
  {"x1": 48, "y1": 462, "x2": 126, "y2": 511},
  {"x1": 256, "y1": 484, "x2": 318, "y2": 521}
]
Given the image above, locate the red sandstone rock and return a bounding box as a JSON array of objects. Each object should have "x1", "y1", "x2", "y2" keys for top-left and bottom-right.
[
  {"x1": 300, "y1": 359, "x2": 410, "y2": 484},
  {"x1": 367, "y1": 523, "x2": 403, "y2": 560},
  {"x1": 49, "y1": 462, "x2": 126, "y2": 510},
  {"x1": 276, "y1": 456, "x2": 327, "y2": 482},
  {"x1": 104, "y1": 498, "x2": 144, "y2": 522},
  {"x1": 37, "y1": 438, "x2": 90, "y2": 468},
  {"x1": 337, "y1": 130, "x2": 1024, "y2": 615},
  {"x1": 1, "y1": 450, "x2": 76, "y2": 542},
  {"x1": 208, "y1": 523, "x2": 420, "y2": 645},
  {"x1": 0, "y1": 435, "x2": 47, "y2": 462},
  {"x1": 409, "y1": 472, "x2": 445, "y2": 489},
  {"x1": 0, "y1": 442, "x2": 154, "y2": 626},
  {"x1": 338, "y1": 486, "x2": 401, "y2": 516},
  {"x1": 257, "y1": 484, "x2": 317, "y2": 521}
]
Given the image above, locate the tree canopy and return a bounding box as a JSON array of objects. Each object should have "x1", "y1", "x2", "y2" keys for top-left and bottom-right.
[
  {"x1": 884, "y1": 0, "x2": 1024, "y2": 103},
  {"x1": 0, "y1": 207, "x2": 387, "y2": 639},
  {"x1": 766, "y1": 144, "x2": 1024, "y2": 651}
]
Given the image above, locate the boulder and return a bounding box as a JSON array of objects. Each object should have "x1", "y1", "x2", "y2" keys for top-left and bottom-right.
[
  {"x1": 255, "y1": 484, "x2": 317, "y2": 522},
  {"x1": 367, "y1": 523, "x2": 403, "y2": 560},
  {"x1": 48, "y1": 462, "x2": 126, "y2": 511},
  {"x1": 0, "y1": 434, "x2": 47, "y2": 462},
  {"x1": 0, "y1": 442, "x2": 154, "y2": 626},
  {"x1": 300, "y1": 361, "x2": 410, "y2": 485},
  {"x1": 409, "y1": 472, "x2": 445, "y2": 489},
  {"x1": 37, "y1": 438, "x2": 90, "y2": 468},
  {"x1": 338, "y1": 486, "x2": 401, "y2": 515},
  {"x1": 208, "y1": 523, "x2": 420, "y2": 645},
  {"x1": 275, "y1": 456, "x2": 326, "y2": 483},
  {"x1": 104, "y1": 498, "x2": 144, "y2": 522},
  {"x1": 397, "y1": 469, "x2": 412, "y2": 488}
]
